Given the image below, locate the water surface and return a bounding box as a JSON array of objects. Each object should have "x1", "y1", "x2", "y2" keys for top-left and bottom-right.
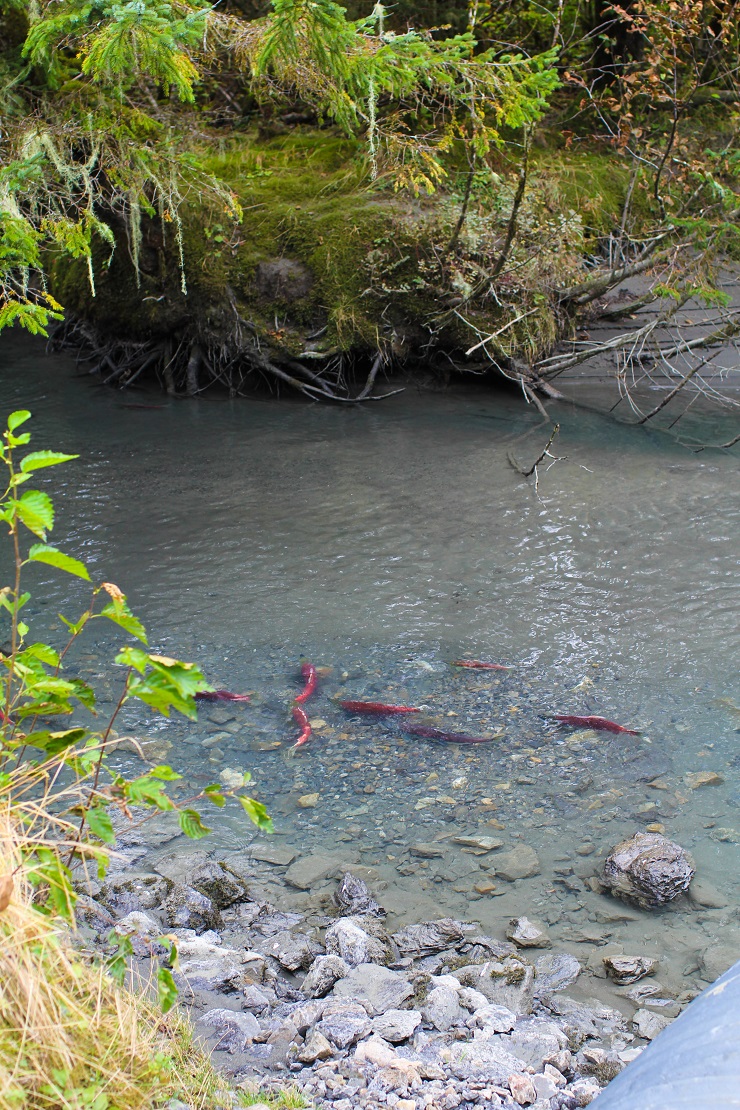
[{"x1": 1, "y1": 334, "x2": 738, "y2": 1001}]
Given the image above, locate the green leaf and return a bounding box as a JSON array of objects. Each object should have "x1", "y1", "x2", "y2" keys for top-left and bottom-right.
[
  {"x1": 18, "y1": 642, "x2": 60, "y2": 666},
  {"x1": 147, "y1": 764, "x2": 181, "y2": 781},
  {"x1": 20, "y1": 450, "x2": 78, "y2": 473},
  {"x1": 124, "y1": 774, "x2": 175, "y2": 810},
  {"x1": 157, "y1": 967, "x2": 179, "y2": 1014},
  {"x1": 100, "y1": 599, "x2": 147, "y2": 643},
  {"x1": 7, "y1": 410, "x2": 31, "y2": 432},
  {"x1": 86, "y1": 804, "x2": 115, "y2": 844},
  {"x1": 238, "y1": 795, "x2": 273, "y2": 833},
  {"x1": 203, "y1": 784, "x2": 226, "y2": 807},
  {"x1": 28, "y1": 544, "x2": 90, "y2": 580},
  {"x1": 23, "y1": 728, "x2": 89, "y2": 755},
  {"x1": 16, "y1": 489, "x2": 54, "y2": 538},
  {"x1": 178, "y1": 808, "x2": 211, "y2": 839}
]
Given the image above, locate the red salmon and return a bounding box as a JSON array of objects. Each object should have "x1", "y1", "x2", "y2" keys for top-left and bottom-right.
[
  {"x1": 451, "y1": 660, "x2": 510, "y2": 671},
  {"x1": 403, "y1": 723, "x2": 498, "y2": 744},
  {"x1": 552, "y1": 714, "x2": 640, "y2": 735},
  {"x1": 292, "y1": 705, "x2": 312, "y2": 747},
  {"x1": 294, "y1": 662, "x2": 318, "y2": 704},
  {"x1": 195, "y1": 690, "x2": 251, "y2": 702},
  {"x1": 339, "y1": 701, "x2": 422, "y2": 714}
]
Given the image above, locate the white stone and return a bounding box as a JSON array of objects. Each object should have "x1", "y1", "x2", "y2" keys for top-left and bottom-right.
[
  {"x1": 422, "y1": 985, "x2": 464, "y2": 1031},
  {"x1": 325, "y1": 919, "x2": 371, "y2": 967},
  {"x1": 372, "y1": 1009, "x2": 422, "y2": 1043},
  {"x1": 633, "y1": 1008, "x2": 670, "y2": 1040}
]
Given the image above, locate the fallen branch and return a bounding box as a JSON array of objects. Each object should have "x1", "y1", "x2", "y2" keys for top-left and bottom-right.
[{"x1": 507, "y1": 423, "x2": 561, "y2": 477}]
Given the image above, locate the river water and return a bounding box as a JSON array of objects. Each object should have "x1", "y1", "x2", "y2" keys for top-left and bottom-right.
[{"x1": 1, "y1": 334, "x2": 739, "y2": 1004}]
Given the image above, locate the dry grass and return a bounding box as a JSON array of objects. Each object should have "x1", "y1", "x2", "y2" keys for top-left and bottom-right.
[{"x1": 0, "y1": 815, "x2": 230, "y2": 1110}]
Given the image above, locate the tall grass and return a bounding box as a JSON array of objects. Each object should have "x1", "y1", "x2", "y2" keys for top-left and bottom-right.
[{"x1": 0, "y1": 813, "x2": 230, "y2": 1110}]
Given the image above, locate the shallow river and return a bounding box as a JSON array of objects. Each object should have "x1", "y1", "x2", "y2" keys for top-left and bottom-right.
[{"x1": 1, "y1": 334, "x2": 739, "y2": 1003}]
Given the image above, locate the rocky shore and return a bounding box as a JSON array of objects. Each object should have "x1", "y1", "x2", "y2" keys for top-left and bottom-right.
[{"x1": 72, "y1": 818, "x2": 716, "y2": 1110}]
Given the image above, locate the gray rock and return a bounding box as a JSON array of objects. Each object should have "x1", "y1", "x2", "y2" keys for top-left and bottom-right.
[
  {"x1": 153, "y1": 849, "x2": 210, "y2": 884},
  {"x1": 114, "y1": 907, "x2": 158, "y2": 933},
  {"x1": 603, "y1": 955, "x2": 658, "y2": 985},
  {"x1": 538, "y1": 994, "x2": 627, "y2": 1049},
  {"x1": 242, "y1": 985, "x2": 271, "y2": 1014},
  {"x1": 98, "y1": 872, "x2": 172, "y2": 917},
  {"x1": 315, "y1": 1001, "x2": 372, "y2": 1048},
  {"x1": 501, "y1": 1016, "x2": 568, "y2": 1069},
  {"x1": 163, "y1": 884, "x2": 223, "y2": 933},
  {"x1": 302, "y1": 954, "x2": 351, "y2": 998},
  {"x1": 632, "y1": 1008, "x2": 670, "y2": 1040},
  {"x1": 392, "y1": 919, "x2": 466, "y2": 956},
  {"x1": 467, "y1": 1004, "x2": 517, "y2": 1034},
  {"x1": 175, "y1": 936, "x2": 250, "y2": 992},
  {"x1": 280, "y1": 999, "x2": 325, "y2": 1034},
  {"x1": 506, "y1": 917, "x2": 551, "y2": 949},
  {"x1": 195, "y1": 1008, "x2": 259, "y2": 1053},
  {"x1": 335, "y1": 872, "x2": 385, "y2": 917},
  {"x1": 441, "y1": 1036, "x2": 528, "y2": 1082},
  {"x1": 265, "y1": 929, "x2": 320, "y2": 971},
  {"x1": 699, "y1": 943, "x2": 738, "y2": 982},
  {"x1": 372, "y1": 1009, "x2": 422, "y2": 1043},
  {"x1": 75, "y1": 894, "x2": 115, "y2": 933},
  {"x1": 689, "y1": 877, "x2": 728, "y2": 909},
  {"x1": 452, "y1": 834, "x2": 504, "y2": 852},
  {"x1": 454, "y1": 958, "x2": 535, "y2": 1015},
  {"x1": 284, "y1": 852, "x2": 358, "y2": 890},
  {"x1": 569, "y1": 1078, "x2": 602, "y2": 1106},
  {"x1": 298, "y1": 1028, "x2": 334, "y2": 1063},
  {"x1": 332, "y1": 963, "x2": 414, "y2": 1014},
  {"x1": 601, "y1": 832, "x2": 694, "y2": 909},
  {"x1": 578, "y1": 1046, "x2": 624, "y2": 1084},
  {"x1": 422, "y1": 985, "x2": 464, "y2": 1031},
  {"x1": 250, "y1": 843, "x2": 298, "y2": 866},
  {"x1": 325, "y1": 919, "x2": 372, "y2": 967},
  {"x1": 533, "y1": 1073, "x2": 559, "y2": 1101},
  {"x1": 458, "y1": 987, "x2": 491, "y2": 1012},
  {"x1": 493, "y1": 845, "x2": 541, "y2": 882},
  {"x1": 534, "y1": 952, "x2": 581, "y2": 994},
  {"x1": 189, "y1": 860, "x2": 249, "y2": 908}
]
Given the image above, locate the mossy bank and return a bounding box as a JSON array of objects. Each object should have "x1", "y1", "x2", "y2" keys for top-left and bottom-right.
[{"x1": 49, "y1": 128, "x2": 642, "y2": 399}]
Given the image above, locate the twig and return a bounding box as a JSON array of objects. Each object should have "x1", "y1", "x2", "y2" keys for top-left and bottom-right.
[
  {"x1": 507, "y1": 423, "x2": 562, "y2": 477},
  {"x1": 356, "y1": 351, "x2": 384, "y2": 400}
]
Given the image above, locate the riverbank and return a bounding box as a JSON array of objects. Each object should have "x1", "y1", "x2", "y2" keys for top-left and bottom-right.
[{"x1": 71, "y1": 817, "x2": 723, "y2": 1110}]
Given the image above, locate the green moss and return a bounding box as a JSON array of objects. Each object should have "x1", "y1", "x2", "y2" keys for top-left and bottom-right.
[{"x1": 48, "y1": 127, "x2": 662, "y2": 371}]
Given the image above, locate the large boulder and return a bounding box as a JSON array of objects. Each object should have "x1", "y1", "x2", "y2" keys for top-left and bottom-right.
[{"x1": 601, "y1": 832, "x2": 694, "y2": 908}]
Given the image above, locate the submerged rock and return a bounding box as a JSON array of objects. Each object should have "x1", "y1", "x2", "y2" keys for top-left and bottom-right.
[
  {"x1": 334, "y1": 871, "x2": 385, "y2": 917},
  {"x1": 603, "y1": 954, "x2": 658, "y2": 985},
  {"x1": 493, "y1": 845, "x2": 541, "y2": 882},
  {"x1": 534, "y1": 952, "x2": 581, "y2": 994},
  {"x1": 601, "y1": 832, "x2": 694, "y2": 908},
  {"x1": 506, "y1": 916, "x2": 551, "y2": 949}
]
